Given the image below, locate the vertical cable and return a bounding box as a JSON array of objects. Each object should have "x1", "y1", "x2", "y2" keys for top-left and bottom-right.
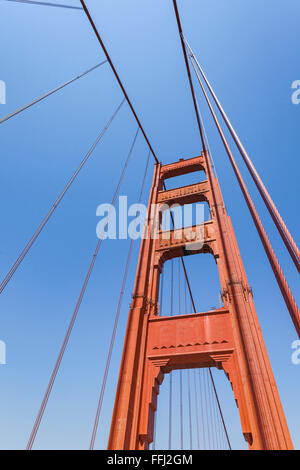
[
  {"x1": 185, "y1": 282, "x2": 193, "y2": 449},
  {"x1": 179, "y1": 371, "x2": 183, "y2": 450},
  {"x1": 159, "y1": 270, "x2": 164, "y2": 316},
  {"x1": 212, "y1": 379, "x2": 223, "y2": 449},
  {"x1": 152, "y1": 412, "x2": 157, "y2": 451},
  {"x1": 153, "y1": 236, "x2": 164, "y2": 450},
  {"x1": 203, "y1": 368, "x2": 211, "y2": 449},
  {"x1": 198, "y1": 369, "x2": 206, "y2": 449},
  {"x1": 168, "y1": 259, "x2": 174, "y2": 450},
  {"x1": 187, "y1": 370, "x2": 193, "y2": 449},
  {"x1": 193, "y1": 369, "x2": 201, "y2": 449},
  {"x1": 178, "y1": 260, "x2": 183, "y2": 450}
]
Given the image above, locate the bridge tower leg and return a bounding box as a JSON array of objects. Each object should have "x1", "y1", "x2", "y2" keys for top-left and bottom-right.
[{"x1": 108, "y1": 152, "x2": 293, "y2": 450}]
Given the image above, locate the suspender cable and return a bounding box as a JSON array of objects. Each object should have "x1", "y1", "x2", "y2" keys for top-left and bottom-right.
[
  {"x1": 162, "y1": 183, "x2": 197, "y2": 314},
  {"x1": 178, "y1": 260, "x2": 183, "y2": 450},
  {"x1": 159, "y1": 269, "x2": 164, "y2": 316},
  {"x1": 203, "y1": 367, "x2": 211, "y2": 449},
  {"x1": 184, "y1": 38, "x2": 300, "y2": 273},
  {"x1": 187, "y1": 370, "x2": 193, "y2": 449},
  {"x1": 0, "y1": 99, "x2": 125, "y2": 295},
  {"x1": 152, "y1": 414, "x2": 157, "y2": 450},
  {"x1": 207, "y1": 369, "x2": 217, "y2": 449},
  {"x1": 188, "y1": 54, "x2": 300, "y2": 337},
  {"x1": 210, "y1": 371, "x2": 221, "y2": 449},
  {"x1": 179, "y1": 370, "x2": 183, "y2": 449},
  {"x1": 185, "y1": 283, "x2": 193, "y2": 449},
  {"x1": 168, "y1": 259, "x2": 174, "y2": 450},
  {"x1": 165, "y1": 177, "x2": 229, "y2": 450},
  {"x1": 209, "y1": 368, "x2": 231, "y2": 449},
  {"x1": 170, "y1": 259, "x2": 174, "y2": 315},
  {"x1": 178, "y1": 259, "x2": 181, "y2": 314},
  {"x1": 26, "y1": 125, "x2": 138, "y2": 450},
  {"x1": 180, "y1": 258, "x2": 197, "y2": 313},
  {"x1": 171, "y1": 0, "x2": 206, "y2": 151},
  {"x1": 193, "y1": 369, "x2": 201, "y2": 449},
  {"x1": 198, "y1": 369, "x2": 206, "y2": 449},
  {"x1": 152, "y1": 267, "x2": 165, "y2": 450},
  {"x1": 0, "y1": 61, "x2": 107, "y2": 125},
  {"x1": 212, "y1": 373, "x2": 224, "y2": 449},
  {"x1": 153, "y1": 269, "x2": 165, "y2": 449},
  {"x1": 89, "y1": 141, "x2": 150, "y2": 450},
  {"x1": 179, "y1": 238, "x2": 230, "y2": 447},
  {"x1": 79, "y1": 0, "x2": 159, "y2": 164}
]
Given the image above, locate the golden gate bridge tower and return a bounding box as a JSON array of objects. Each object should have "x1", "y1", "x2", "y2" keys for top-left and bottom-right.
[
  {"x1": 108, "y1": 151, "x2": 293, "y2": 450},
  {"x1": 1, "y1": 0, "x2": 299, "y2": 452}
]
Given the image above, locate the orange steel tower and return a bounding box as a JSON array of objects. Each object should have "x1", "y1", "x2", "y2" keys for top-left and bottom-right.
[{"x1": 108, "y1": 150, "x2": 293, "y2": 450}]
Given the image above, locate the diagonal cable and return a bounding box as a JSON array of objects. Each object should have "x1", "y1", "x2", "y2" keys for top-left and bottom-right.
[
  {"x1": 26, "y1": 124, "x2": 138, "y2": 450},
  {"x1": 0, "y1": 98, "x2": 124, "y2": 294},
  {"x1": 5, "y1": 0, "x2": 83, "y2": 10},
  {"x1": 0, "y1": 61, "x2": 107, "y2": 125},
  {"x1": 89, "y1": 142, "x2": 151, "y2": 450}
]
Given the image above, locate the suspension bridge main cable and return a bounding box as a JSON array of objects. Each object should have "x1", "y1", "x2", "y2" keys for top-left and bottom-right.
[
  {"x1": 79, "y1": 0, "x2": 159, "y2": 164},
  {"x1": 0, "y1": 61, "x2": 107, "y2": 125},
  {"x1": 26, "y1": 125, "x2": 139, "y2": 450},
  {"x1": 89, "y1": 143, "x2": 151, "y2": 450},
  {"x1": 188, "y1": 52, "x2": 300, "y2": 337},
  {"x1": 0, "y1": 99, "x2": 125, "y2": 295},
  {"x1": 183, "y1": 38, "x2": 300, "y2": 273},
  {"x1": 171, "y1": 0, "x2": 206, "y2": 152}
]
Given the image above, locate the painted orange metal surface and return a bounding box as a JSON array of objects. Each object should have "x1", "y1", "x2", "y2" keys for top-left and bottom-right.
[{"x1": 108, "y1": 152, "x2": 293, "y2": 450}]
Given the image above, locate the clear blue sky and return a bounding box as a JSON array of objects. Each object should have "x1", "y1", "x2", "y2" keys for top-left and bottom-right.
[{"x1": 0, "y1": 0, "x2": 299, "y2": 450}]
